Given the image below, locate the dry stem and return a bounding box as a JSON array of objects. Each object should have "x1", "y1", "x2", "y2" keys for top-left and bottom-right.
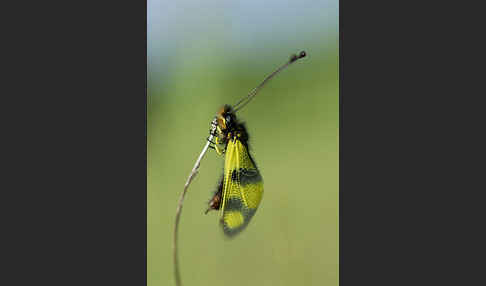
[{"x1": 173, "y1": 118, "x2": 217, "y2": 286}]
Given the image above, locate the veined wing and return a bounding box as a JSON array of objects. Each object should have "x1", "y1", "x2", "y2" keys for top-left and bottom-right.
[{"x1": 220, "y1": 137, "x2": 264, "y2": 237}]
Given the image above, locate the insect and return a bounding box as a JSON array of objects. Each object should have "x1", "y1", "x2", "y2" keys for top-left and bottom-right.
[{"x1": 205, "y1": 51, "x2": 307, "y2": 237}]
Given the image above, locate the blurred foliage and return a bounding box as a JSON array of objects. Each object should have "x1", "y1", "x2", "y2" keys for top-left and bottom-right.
[{"x1": 148, "y1": 37, "x2": 338, "y2": 286}]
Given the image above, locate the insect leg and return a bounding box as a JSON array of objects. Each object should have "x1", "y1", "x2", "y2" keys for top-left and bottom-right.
[
  {"x1": 208, "y1": 125, "x2": 218, "y2": 137},
  {"x1": 215, "y1": 145, "x2": 225, "y2": 155},
  {"x1": 206, "y1": 136, "x2": 216, "y2": 144}
]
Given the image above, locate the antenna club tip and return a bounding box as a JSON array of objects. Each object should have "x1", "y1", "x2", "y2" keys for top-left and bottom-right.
[{"x1": 290, "y1": 50, "x2": 307, "y2": 63}]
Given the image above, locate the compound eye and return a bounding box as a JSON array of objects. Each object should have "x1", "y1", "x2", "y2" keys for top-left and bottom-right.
[{"x1": 225, "y1": 115, "x2": 231, "y2": 126}]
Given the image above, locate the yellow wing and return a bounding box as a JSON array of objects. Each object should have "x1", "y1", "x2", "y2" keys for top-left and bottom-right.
[{"x1": 220, "y1": 137, "x2": 264, "y2": 237}]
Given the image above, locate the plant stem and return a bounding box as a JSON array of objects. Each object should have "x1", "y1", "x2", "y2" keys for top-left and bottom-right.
[{"x1": 173, "y1": 118, "x2": 217, "y2": 286}]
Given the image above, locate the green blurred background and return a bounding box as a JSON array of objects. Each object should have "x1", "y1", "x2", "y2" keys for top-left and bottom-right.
[{"x1": 148, "y1": 1, "x2": 338, "y2": 285}]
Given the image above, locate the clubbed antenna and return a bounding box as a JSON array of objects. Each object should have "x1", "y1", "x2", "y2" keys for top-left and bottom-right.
[{"x1": 232, "y1": 51, "x2": 307, "y2": 113}]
